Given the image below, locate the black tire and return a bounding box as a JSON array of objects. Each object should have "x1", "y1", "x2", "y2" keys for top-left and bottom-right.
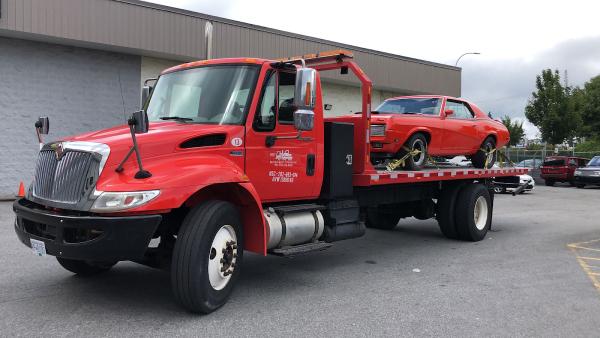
[
  {"x1": 493, "y1": 186, "x2": 506, "y2": 194},
  {"x1": 171, "y1": 200, "x2": 243, "y2": 314},
  {"x1": 472, "y1": 137, "x2": 496, "y2": 169},
  {"x1": 455, "y1": 184, "x2": 492, "y2": 241},
  {"x1": 545, "y1": 180, "x2": 555, "y2": 186},
  {"x1": 569, "y1": 180, "x2": 577, "y2": 187},
  {"x1": 436, "y1": 183, "x2": 463, "y2": 239},
  {"x1": 365, "y1": 206, "x2": 402, "y2": 230},
  {"x1": 576, "y1": 183, "x2": 586, "y2": 189},
  {"x1": 56, "y1": 257, "x2": 116, "y2": 276},
  {"x1": 398, "y1": 133, "x2": 428, "y2": 171}
]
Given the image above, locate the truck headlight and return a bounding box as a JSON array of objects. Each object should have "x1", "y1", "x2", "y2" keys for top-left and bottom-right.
[
  {"x1": 91, "y1": 190, "x2": 160, "y2": 212},
  {"x1": 574, "y1": 170, "x2": 582, "y2": 176}
]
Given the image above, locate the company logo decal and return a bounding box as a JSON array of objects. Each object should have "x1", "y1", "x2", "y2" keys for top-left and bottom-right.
[{"x1": 269, "y1": 149, "x2": 296, "y2": 167}]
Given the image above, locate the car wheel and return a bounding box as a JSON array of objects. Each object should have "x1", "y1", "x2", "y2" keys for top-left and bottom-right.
[
  {"x1": 399, "y1": 133, "x2": 428, "y2": 171},
  {"x1": 56, "y1": 258, "x2": 116, "y2": 276},
  {"x1": 576, "y1": 183, "x2": 585, "y2": 189},
  {"x1": 545, "y1": 180, "x2": 555, "y2": 186},
  {"x1": 472, "y1": 137, "x2": 496, "y2": 169}
]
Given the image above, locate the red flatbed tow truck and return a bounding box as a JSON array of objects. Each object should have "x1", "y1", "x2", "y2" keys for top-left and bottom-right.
[{"x1": 13, "y1": 50, "x2": 528, "y2": 313}]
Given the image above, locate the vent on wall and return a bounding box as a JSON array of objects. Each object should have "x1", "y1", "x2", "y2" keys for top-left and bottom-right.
[{"x1": 180, "y1": 134, "x2": 226, "y2": 148}]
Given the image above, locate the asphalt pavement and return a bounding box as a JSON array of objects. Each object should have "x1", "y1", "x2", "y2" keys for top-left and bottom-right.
[{"x1": 2, "y1": 184, "x2": 600, "y2": 337}]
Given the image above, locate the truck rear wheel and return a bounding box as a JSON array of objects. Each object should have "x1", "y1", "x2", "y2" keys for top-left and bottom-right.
[
  {"x1": 56, "y1": 257, "x2": 116, "y2": 276},
  {"x1": 545, "y1": 180, "x2": 555, "y2": 186},
  {"x1": 455, "y1": 184, "x2": 492, "y2": 241},
  {"x1": 436, "y1": 183, "x2": 462, "y2": 240},
  {"x1": 171, "y1": 200, "x2": 243, "y2": 314},
  {"x1": 365, "y1": 206, "x2": 401, "y2": 230}
]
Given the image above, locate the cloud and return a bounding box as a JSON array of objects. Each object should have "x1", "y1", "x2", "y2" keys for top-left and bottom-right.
[{"x1": 462, "y1": 36, "x2": 600, "y2": 125}]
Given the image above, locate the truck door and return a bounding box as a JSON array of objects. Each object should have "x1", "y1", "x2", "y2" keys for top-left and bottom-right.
[{"x1": 245, "y1": 68, "x2": 319, "y2": 202}]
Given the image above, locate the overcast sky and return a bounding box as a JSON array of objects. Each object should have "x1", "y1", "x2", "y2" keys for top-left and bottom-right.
[{"x1": 149, "y1": 0, "x2": 600, "y2": 138}]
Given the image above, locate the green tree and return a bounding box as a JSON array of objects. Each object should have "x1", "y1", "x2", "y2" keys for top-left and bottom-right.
[
  {"x1": 580, "y1": 75, "x2": 600, "y2": 138},
  {"x1": 501, "y1": 116, "x2": 525, "y2": 147},
  {"x1": 525, "y1": 69, "x2": 580, "y2": 144}
]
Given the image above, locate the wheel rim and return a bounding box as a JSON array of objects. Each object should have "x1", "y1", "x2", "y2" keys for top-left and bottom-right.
[
  {"x1": 208, "y1": 224, "x2": 238, "y2": 291},
  {"x1": 411, "y1": 138, "x2": 426, "y2": 166},
  {"x1": 493, "y1": 187, "x2": 502, "y2": 193},
  {"x1": 473, "y1": 196, "x2": 488, "y2": 231}
]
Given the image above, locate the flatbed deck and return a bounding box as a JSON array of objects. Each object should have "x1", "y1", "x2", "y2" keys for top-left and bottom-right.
[{"x1": 353, "y1": 167, "x2": 529, "y2": 186}]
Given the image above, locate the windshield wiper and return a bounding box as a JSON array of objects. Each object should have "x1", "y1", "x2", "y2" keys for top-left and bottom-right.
[{"x1": 159, "y1": 116, "x2": 193, "y2": 121}]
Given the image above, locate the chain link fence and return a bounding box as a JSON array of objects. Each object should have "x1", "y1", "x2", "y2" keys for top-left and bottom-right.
[{"x1": 502, "y1": 149, "x2": 600, "y2": 165}]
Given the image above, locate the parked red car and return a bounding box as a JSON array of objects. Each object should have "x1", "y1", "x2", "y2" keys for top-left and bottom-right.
[
  {"x1": 540, "y1": 156, "x2": 588, "y2": 186},
  {"x1": 365, "y1": 95, "x2": 510, "y2": 170}
]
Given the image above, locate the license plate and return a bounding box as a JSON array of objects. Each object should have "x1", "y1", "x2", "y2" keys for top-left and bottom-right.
[{"x1": 30, "y1": 239, "x2": 47, "y2": 257}]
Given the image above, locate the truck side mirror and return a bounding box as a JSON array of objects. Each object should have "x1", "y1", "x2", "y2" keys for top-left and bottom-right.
[
  {"x1": 444, "y1": 109, "x2": 454, "y2": 116},
  {"x1": 294, "y1": 68, "x2": 317, "y2": 110},
  {"x1": 141, "y1": 85, "x2": 153, "y2": 108},
  {"x1": 35, "y1": 117, "x2": 50, "y2": 135},
  {"x1": 129, "y1": 110, "x2": 149, "y2": 134},
  {"x1": 293, "y1": 110, "x2": 314, "y2": 131}
]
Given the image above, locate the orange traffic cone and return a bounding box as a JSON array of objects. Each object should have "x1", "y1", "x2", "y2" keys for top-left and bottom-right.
[{"x1": 17, "y1": 181, "x2": 25, "y2": 198}]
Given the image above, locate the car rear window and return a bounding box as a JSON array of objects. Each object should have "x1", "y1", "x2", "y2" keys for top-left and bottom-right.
[{"x1": 543, "y1": 158, "x2": 565, "y2": 166}]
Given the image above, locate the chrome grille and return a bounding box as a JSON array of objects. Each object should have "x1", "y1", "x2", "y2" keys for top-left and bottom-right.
[
  {"x1": 33, "y1": 150, "x2": 94, "y2": 204},
  {"x1": 370, "y1": 124, "x2": 386, "y2": 137}
]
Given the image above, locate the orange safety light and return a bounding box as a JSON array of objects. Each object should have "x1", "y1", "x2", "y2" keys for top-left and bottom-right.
[{"x1": 275, "y1": 49, "x2": 354, "y2": 64}]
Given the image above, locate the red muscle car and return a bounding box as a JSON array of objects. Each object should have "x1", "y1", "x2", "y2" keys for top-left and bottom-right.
[{"x1": 367, "y1": 95, "x2": 510, "y2": 170}]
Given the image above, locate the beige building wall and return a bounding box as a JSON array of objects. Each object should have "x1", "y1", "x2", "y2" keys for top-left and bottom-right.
[
  {"x1": 141, "y1": 56, "x2": 180, "y2": 84},
  {"x1": 321, "y1": 82, "x2": 403, "y2": 117}
]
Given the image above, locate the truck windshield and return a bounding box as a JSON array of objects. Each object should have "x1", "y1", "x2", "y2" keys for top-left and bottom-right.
[
  {"x1": 374, "y1": 98, "x2": 441, "y2": 115},
  {"x1": 146, "y1": 65, "x2": 260, "y2": 125}
]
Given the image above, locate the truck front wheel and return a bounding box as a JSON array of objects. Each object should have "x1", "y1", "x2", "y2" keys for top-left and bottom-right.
[
  {"x1": 56, "y1": 257, "x2": 116, "y2": 276},
  {"x1": 171, "y1": 200, "x2": 243, "y2": 314}
]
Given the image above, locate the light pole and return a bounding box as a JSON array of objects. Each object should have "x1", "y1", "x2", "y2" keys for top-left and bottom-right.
[{"x1": 455, "y1": 52, "x2": 480, "y2": 66}]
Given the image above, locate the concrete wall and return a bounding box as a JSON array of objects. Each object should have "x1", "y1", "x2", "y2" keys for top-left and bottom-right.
[{"x1": 0, "y1": 37, "x2": 140, "y2": 198}]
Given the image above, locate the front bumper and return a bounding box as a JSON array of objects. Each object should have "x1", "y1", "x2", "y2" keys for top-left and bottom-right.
[
  {"x1": 13, "y1": 198, "x2": 162, "y2": 261},
  {"x1": 575, "y1": 176, "x2": 600, "y2": 185}
]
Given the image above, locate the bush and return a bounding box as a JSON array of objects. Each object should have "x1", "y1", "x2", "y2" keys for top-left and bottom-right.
[{"x1": 575, "y1": 138, "x2": 600, "y2": 152}]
